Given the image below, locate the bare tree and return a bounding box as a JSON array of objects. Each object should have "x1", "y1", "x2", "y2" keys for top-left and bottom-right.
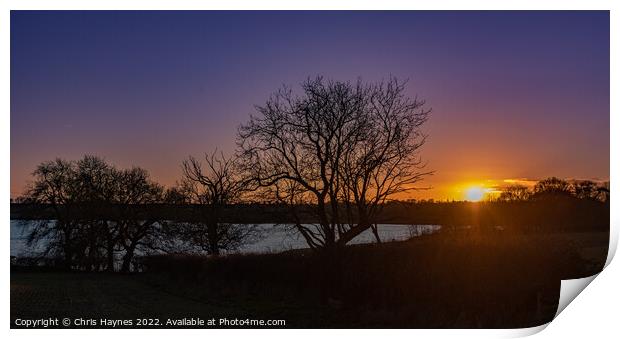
[
  {"x1": 174, "y1": 151, "x2": 256, "y2": 255},
  {"x1": 498, "y1": 185, "x2": 530, "y2": 202},
  {"x1": 573, "y1": 180, "x2": 609, "y2": 202},
  {"x1": 596, "y1": 182, "x2": 610, "y2": 203},
  {"x1": 72, "y1": 156, "x2": 118, "y2": 271},
  {"x1": 238, "y1": 76, "x2": 431, "y2": 250},
  {"x1": 23, "y1": 155, "x2": 117, "y2": 270},
  {"x1": 532, "y1": 177, "x2": 572, "y2": 199},
  {"x1": 23, "y1": 158, "x2": 80, "y2": 269},
  {"x1": 21, "y1": 156, "x2": 165, "y2": 272},
  {"x1": 338, "y1": 79, "x2": 430, "y2": 244},
  {"x1": 113, "y1": 167, "x2": 164, "y2": 272}
]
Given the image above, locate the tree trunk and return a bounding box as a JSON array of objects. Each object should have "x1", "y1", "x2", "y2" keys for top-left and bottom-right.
[
  {"x1": 121, "y1": 243, "x2": 137, "y2": 273},
  {"x1": 371, "y1": 224, "x2": 381, "y2": 243},
  {"x1": 207, "y1": 222, "x2": 220, "y2": 255}
]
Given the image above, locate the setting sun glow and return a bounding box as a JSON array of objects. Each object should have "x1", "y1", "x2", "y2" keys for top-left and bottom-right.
[{"x1": 465, "y1": 186, "x2": 486, "y2": 202}]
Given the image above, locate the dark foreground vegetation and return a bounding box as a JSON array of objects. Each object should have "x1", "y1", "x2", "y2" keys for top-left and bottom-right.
[{"x1": 11, "y1": 228, "x2": 608, "y2": 328}]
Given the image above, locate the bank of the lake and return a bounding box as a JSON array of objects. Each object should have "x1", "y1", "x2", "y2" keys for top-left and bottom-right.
[{"x1": 11, "y1": 229, "x2": 608, "y2": 328}]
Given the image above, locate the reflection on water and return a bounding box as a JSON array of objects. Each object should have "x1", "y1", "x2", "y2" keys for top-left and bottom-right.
[
  {"x1": 236, "y1": 224, "x2": 441, "y2": 254},
  {"x1": 10, "y1": 221, "x2": 441, "y2": 257}
]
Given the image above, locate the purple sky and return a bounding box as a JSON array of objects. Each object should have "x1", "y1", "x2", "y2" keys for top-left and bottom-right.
[{"x1": 11, "y1": 11, "x2": 609, "y2": 200}]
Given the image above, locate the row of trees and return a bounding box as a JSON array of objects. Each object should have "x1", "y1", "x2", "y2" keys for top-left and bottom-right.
[
  {"x1": 497, "y1": 177, "x2": 609, "y2": 203},
  {"x1": 20, "y1": 153, "x2": 260, "y2": 271},
  {"x1": 18, "y1": 156, "x2": 609, "y2": 272},
  {"x1": 20, "y1": 76, "x2": 432, "y2": 271},
  {"x1": 22, "y1": 156, "x2": 163, "y2": 272}
]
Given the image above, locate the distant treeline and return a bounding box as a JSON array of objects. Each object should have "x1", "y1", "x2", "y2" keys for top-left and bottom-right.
[{"x1": 12, "y1": 195, "x2": 609, "y2": 233}]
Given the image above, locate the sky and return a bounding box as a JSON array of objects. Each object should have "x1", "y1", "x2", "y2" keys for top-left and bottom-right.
[{"x1": 10, "y1": 11, "x2": 610, "y2": 201}]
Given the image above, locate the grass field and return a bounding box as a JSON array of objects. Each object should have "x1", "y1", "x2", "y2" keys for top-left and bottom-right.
[
  {"x1": 11, "y1": 272, "x2": 301, "y2": 328},
  {"x1": 11, "y1": 229, "x2": 609, "y2": 329}
]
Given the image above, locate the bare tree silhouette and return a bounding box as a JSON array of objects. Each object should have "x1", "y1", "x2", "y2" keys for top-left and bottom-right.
[
  {"x1": 113, "y1": 167, "x2": 164, "y2": 273},
  {"x1": 532, "y1": 177, "x2": 573, "y2": 199},
  {"x1": 498, "y1": 185, "x2": 530, "y2": 202},
  {"x1": 238, "y1": 76, "x2": 431, "y2": 250},
  {"x1": 23, "y1": 156, "x2": 117, "y2": 270},
  {"x1": 24, "y1": 158, "x2": 83, "y2": 269},
  {"x1": 171, "y1": 151, "x2": 257, "y2": 255},
  {"x1": 573, "y1": 180, "x2": 609, "y2": 202},
  {"x1": 21, "y1": 156, "x2": 165, "y2": 272}
]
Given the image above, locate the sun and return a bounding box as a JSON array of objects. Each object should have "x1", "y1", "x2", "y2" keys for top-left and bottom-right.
[{"x1": 465, "y1": 186, "x2": 486, "y2": 202}]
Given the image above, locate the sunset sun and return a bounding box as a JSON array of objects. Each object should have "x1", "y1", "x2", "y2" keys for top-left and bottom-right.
[{"x1": 465, "y1": 186, "x2": 486, "y2": 202}]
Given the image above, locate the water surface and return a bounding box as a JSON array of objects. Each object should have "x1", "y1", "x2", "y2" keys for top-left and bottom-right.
[{"x1": 10, "y1": 221, "x2": 441, "y2": 257}]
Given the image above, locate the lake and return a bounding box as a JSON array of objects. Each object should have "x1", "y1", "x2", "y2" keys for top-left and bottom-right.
[{"x1": 10, "y1": 221, "x2": 441, "y2": 257}]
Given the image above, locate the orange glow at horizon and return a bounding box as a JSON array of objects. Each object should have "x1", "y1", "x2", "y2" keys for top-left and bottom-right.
[
  {"x1": 409, "y1": 179, "x2": 522, "y2": 202},
  {"x1": 456, "y1": 182, "x2": 496, "y2": 202}
]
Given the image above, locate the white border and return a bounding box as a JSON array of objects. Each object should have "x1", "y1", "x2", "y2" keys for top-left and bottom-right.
[{"x1": 2, "y1": 1, "x2": 617, "y2": 338}]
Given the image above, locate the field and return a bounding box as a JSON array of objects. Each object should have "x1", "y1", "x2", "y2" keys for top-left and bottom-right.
[{"x1": 11, "y1": 229, "x2": 608, "y2": 329}]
